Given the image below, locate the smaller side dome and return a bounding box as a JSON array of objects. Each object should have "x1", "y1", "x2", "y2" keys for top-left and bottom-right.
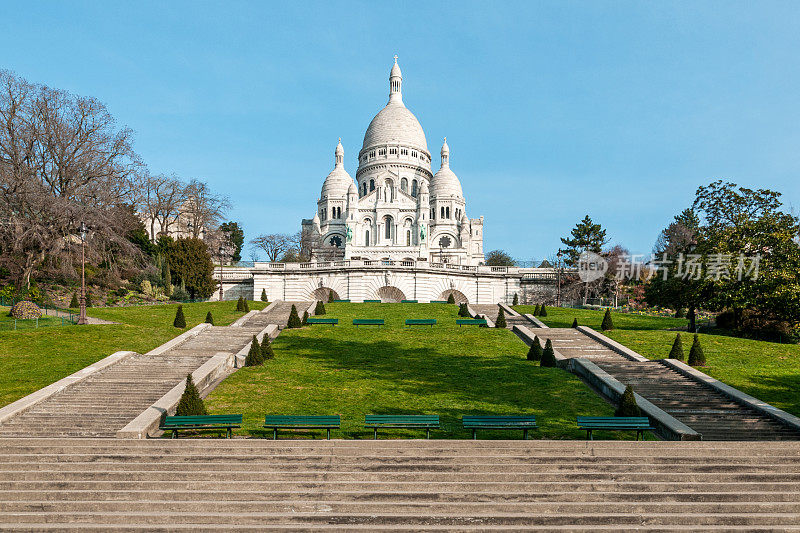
[
  {"x1": 431, "y1": 138, "x2": 463, "y2": 198},
  {"x1": 321, "y1": 138, "x2": 355, "y2": 198}
]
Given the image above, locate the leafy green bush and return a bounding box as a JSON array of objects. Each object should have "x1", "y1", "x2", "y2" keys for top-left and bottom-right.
[
  {"x1": 328, "y1": 290, "x2": 335, "y2": 303},
  {"x1": 175, "y1": 374, "x2": 207, "y2": 416},
  {"x1": 615, "y1": 385, "x2": 641, "y2": 417},
  {"x1": 688, "y1": 334, "x2": 706, "y2": 366},
  {"x1": 236, "y1": 296, "x2": 245, "y2": 312},
  {"x1": 69, "y1": 293, "x2": 79, "y2": 308},
  {"x1": 539, "y1": 304, "x2": 547, "y2": 317},
  {"x1": 669, "y1": 333, "x2": 684, "y2": 360},
  {"x1": 495, "y1": 306, "x2": 507, "y2": 328},
  {"x1": 260, "y1": 335, "x2": 275, "y2": 360},
  {"x1": 533, "y1": 304, "x2": 540, "y2": 315},
  {"x1": 10, "y1": 301, "x2": 42, "y2": 319},
  {"x1": 302, "y1": 310, "x2": 309, "y2": 325},
  {"x1": 173, "y1": 305, "x2": 186, "y2": 328},
  {"x1": 204, "y1": 311, "x2": 214, "y2": 325},
  {"x1": 540, "y1": 338, "x2": 557, "y2": 367},
  {"x1": 260, "y1": 288, "x2": 268, "y2": 302},
  {"x1": 512, "y1": 293, "x2": 519, "y2": 306},
  {"x1": 601, "y1": 308, "x2": 614, "y2": 331},
  {"x1": 245, "y1": 335, "x2": 263, "y2": 366},
  {"x1": 287, "y1": 304, "x2": 302, "y2": 329},
  {"x1": 447, "y1": 293, "x2": 456, "y2": 304},
  {"x1": 527, "y1": 336, "x2": 543, "y2": 362},
  {"x1": 314, "y1": 301, "x2": 326, "y2": 315}
]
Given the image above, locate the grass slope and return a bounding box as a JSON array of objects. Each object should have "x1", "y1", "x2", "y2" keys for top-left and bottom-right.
[
  {"x1": 515, "y1": 305, "x2": 800, "y2": 417},
  {"x1": 206, "y1": 303, "x2": 615, "y2": 439},
  {"x1": 0, "y1": 301, "x2": 266, "y2": 407}
]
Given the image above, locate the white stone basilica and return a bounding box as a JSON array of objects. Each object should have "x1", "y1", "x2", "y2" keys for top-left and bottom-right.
[{"x1": 302, "y1": 57, "x2": 485, "y2": 266}]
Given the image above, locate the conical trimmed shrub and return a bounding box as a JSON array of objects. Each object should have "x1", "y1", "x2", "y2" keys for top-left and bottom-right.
[
  {"x1": 527, "y1": 336, "x2": 543, "y2": 362},
  {"x1": 287, "y1": 304, "x2": 302, "y2": 328},
  {"x1": 245, "y1": 335, "x2": 263, "y2": 366},
  {"x1": 260, "y1": 335, "x2": 275, "y2": 360},
  {"x1": 243, "y1": 299, "x2": 250, "y2": 313},
  {"x1": 495, "y1": 307, "x2": 507, "y2": 328},
  {"x1": 669, "y1": 333, "x2": 684, "y2": 361},
  {"x1": 539, "y1": 304, "x2": 547, "y2": 317},
  {"x1": 260, "y1": 288, "x2": 268, "y2": 302},
  {"x1": 69, "y1": 293, "x2": 79, "y2": 308},
  {"x1": 205, "y1": 311, "x2": 214, "y2": 325},
  {"x1": 85, "y1": 294, "x2": 92, "y2": 308},
  {"x1": 540, "y1": 338, "x2": 557, "y2": 367},
  {"x1": 173, "y1": 305, "x2": 186, "y2": 328},
  {"x1": 447, "y1": 293, "x2": 456, "y2": 304},
  {"x1": 534, "y1": 304, "x2": 540, "y2": 316},
  {"x1": 512, "y1": 293, "x2": 519, "y2": 306},
  {"x1": 328, "y1": 290, "x2": 335, "y2": 303},
  {"x1": 688, "y1": 334, "x2": 706, "y2": 367},
  {"x1": 601, "y1": 308, "x2": 614, "y2": 331},
  {"x1": 571, "y1": 318, "x2": 579, "y2": 328},
  {"x1": 314, "y1": 301, "x2": 326, "y2": 315},
  {"x1": 175, "y1": 374, "x2": 207, "y2": 416},
  {"x1": 236, "y1": 296, "x2": 245, "y2": 312},
  {"x1": 302, "y1": 310, "x2": 309, "y2": 325},
  {"x1": 615, "y1": 385, "x2": 641, "y2": 417}
]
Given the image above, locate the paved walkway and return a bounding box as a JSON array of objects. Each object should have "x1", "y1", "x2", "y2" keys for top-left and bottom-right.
[
  {"x1": 0, "y1": 301, "x2": 309, "y2": 438},
  {"x1": 0, "y1": 438, "x2": 798, "y2": 530}
]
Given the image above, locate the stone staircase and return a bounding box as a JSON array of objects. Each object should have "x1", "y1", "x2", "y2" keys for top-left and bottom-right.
[
  {"x1": 246, "y1": 300, "x2": 311, "y2": 329},
  {"x1": 0, "y1": 326, "x2": 261, "y2": 438},
  {"x1": 0, "y1": 438, "x2": 798, "y2": 530},
  {"x1": 524, "y1": 327, "x2": 800, "y2": 441}
]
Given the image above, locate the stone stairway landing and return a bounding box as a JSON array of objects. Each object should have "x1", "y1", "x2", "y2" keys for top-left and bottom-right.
[{"x1": 0, "y1": 439, "x2": 798, "y2": 530}]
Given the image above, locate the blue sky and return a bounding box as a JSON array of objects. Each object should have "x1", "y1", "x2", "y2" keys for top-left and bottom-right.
[{"x1": 2, "y1": 1, "x2": 799, "y2": 261}]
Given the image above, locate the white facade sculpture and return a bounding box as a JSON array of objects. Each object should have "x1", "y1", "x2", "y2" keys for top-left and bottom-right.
[{"x1": 302, "y1": 57, "x2": 485, "y2": 266}]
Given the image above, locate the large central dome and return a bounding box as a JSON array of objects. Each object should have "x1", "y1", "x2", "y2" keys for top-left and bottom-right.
[{"x1": 361, "y1": 58, "x2": 428, "y2": 153}]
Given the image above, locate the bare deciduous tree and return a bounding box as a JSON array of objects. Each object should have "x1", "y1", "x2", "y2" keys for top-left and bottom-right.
[
  {"x1": 183, "y1": 178, "x2": 230, "y2": 239},
  {"x1": 250, "y1": 233, "x2": 292, "y2": 262}
]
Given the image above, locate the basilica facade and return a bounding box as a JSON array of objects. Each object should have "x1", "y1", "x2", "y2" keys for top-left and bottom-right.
[{"x1": 301, "y1": 58, "x2": 485, "y2": 266}]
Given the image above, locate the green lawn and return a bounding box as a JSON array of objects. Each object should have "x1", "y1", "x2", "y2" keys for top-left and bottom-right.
[
  {"x1": 0, "y1": 310, "x2": 68, "y2": 331},
  {"x1": 515, "y1": 305, "x2": 800, "y2": 417},
  {"x1": 0, "y1": 301, "x2": 266, "y2": 408},
  {"x1": 206, "y1": 303, "x2": 616, "y2": 439}
]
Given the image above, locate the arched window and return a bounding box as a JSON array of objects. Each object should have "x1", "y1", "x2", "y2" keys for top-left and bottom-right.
[
  {"x1": 440, "y1": 206, "x2": 445, "y2": 218},
  {"x1": 411, "y1": 180, "x2": 418, "y2": 197},
  {"x1": 362, "y1": 182, "x2": 367, "y2": 196},
  {"x1": 446, "y1": 207, "x2": 451, "y2": 219},
  {"x1": 400, "y1": 178, "x2": 408, "y2": 193},
  {"x1": 384, "y1": 215, "x2": 393, "y2": 240},
  {"x1": 369, "y1": 179, "x2": 375, "y2": 192},
  {"x1": 406, "y1": 230, "x2": 411, "y2": 246},
  {"x1": 430, "y1": 208, "x2": 435, "y2": 219},
  {"x1": 365, "y1": 230, "x2": 370, "y2": 245}
]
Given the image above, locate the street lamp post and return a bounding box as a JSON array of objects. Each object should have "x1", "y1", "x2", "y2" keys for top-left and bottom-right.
[
  {"x1": 556, "y1": 251, "x2": 563, "y2": 308},
  {"x1": 218, "y1": 246, "x2": 225, "y2": 301},
  {"x1": 77, "y1": 222, "x2": 88, "y2": 325}
]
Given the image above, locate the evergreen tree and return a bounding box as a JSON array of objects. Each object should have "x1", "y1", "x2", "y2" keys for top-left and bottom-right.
[
  {"x1": 69, "y1": 293, "x2": 79, "y2": 308},
  {"x1": 328, "y1": 290, "x2": 335, "y2": 303},
  {"x1": 571, "y1": 318, "x2": 579, "y2": 328},
  {"x1": 260, "y1": 335, "x2": 275, "y2": 360},
  {"x1": 204, "y1": 311, "x2": 214, "y2": 325},
  {"x1": 85, "y1": 293, "x2": 92, "y2": 307},
  {"x1": 458, "y1": 303, "x2": 469, "y2": 317},
  {"x1": 539, "y1": 304, "x2": 547, "y2": 317},
  {"x1": 669, "y1": 333, "x2": 684, "y2": 360},
  {"x1": 287, "y1": 304, "x2": 302, "y2": 328},
  {"x1": 601, "y1": 308, "x2": 614, "y2": 331},
  {"x1": 688, "y1": 334, "x2": 706, "y2": 366},
  {"x1": 559, "y1": 215, "x2": 609, "y2": 266},
  {"x1": 173, "y1": 305, "x2": 186, "y2": 328},
  {"x1": 163, "y1": 263, "x2": 172, "y2": 298},
  {"x1": 314, "y1": 301, "x2": 326, "y2": 315},
  {"x1": 302, "y1": 310, "x2": 309, "y2": 325},
  {"x1": 495, "y1": 306, "x2": 507, "y2": 328},
  {"x1": 615, "y1": 385, "x2": 641, "y2": 417},
  {"x1": 260, "y1": 288, "x2": 268, "y2": 302},
  {"x1": 236, "y1": 296, "x2": 245, "y2": 312},
  {"x1": 447, "y1": 293, "x2": 456, "y2": 304},
  {"x1": 533, "y1": 304, "x2": 540, "y2": 316},
  {"x1": 527, "y1": 336, "x2": 543, "y2": 362},
  {"x1": 243, "y1": 299, "x2": 250, "y2": 313},
  {"x1": 165, "y1": 237, "x2": 217, "y2": 299},
  {"x1": 175, "y1": 374, "x2": 207, "y2": 416},
  {"x1": 512, "y1": 293, "x2": 519, "y2": 306},
  {"x1": 540, "y1": 339, "x2": 557, "y2": 367},
  {"x1": 245, "y1": 335, "x2": 263, "y2": 366}
]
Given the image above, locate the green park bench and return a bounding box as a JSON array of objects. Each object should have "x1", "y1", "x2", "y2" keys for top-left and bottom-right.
[
  {"x1": 263, "y1": 415, "x2": 341, "y2": 440},
  {"x1": 353, "y1": 319, "x2": 384, "y2": 327},
  {"x1": 462, "y1": 415, "x2": 538, "y2": 439},
  {"x1": 160, "y1": 414, "x2": 242, "y2": 439},
  {"x1": 405, "y1": 319, "x2": 436, "y2": 327},
  {"x1": 333, "y1": 299, "x2": 351, "y2": 303},
  {"x1": 401, "y1": 299, "x2": 418, "y2": 303},
  {"x1": 363, "y1": 299, "x2": 381, "y2": 303},
  {"x1": 306, "y1": 317, "x2": 338, "y2": 325},
  {"x1": 456, "y1": 318, "x2": 487, "y2": 327},
  {"x1": 429, "y1": 300, "x2": 448, "y2": 303},
  {"x1": 576, "y1": 416, "x2": 654, "y2": 440},
  {"x1": 365, "y1": 414, "x2": 440, "y2": 439}
]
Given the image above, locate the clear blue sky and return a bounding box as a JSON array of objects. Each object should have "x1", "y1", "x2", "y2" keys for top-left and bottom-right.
[{"x1": 2, "y1": 1, "x2": 799, "y2": 261}]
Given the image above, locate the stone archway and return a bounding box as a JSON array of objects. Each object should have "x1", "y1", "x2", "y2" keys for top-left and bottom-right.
[
  {"x1": 376, "y1": 286, "x2": 406, "y2": 303},
  {"x1": 311, "y1": 287, "x2": 340, "y2": 301},
  {"x1": 439, "y1": 289, "x2": 468, "y2": 304}
]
